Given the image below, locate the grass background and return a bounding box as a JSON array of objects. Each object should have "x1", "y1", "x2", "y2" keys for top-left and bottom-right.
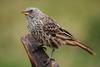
[{"x1": 0, "y1": 0, "x2": 100, "y2": 67}]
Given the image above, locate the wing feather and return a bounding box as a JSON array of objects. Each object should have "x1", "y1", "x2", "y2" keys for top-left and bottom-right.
[{"x1": 42, "y1": 16, "x2": 75, "y2": 48}]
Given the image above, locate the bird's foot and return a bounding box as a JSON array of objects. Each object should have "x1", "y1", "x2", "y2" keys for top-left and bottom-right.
[
  {"x1": 38, "y1": 45, "x2": 47, "y2": 51},
  {"x1": 42, "y1": 46, "x2": 47, "y2": 51},
  {"x1": 44, "y1": 58, "x2": 55, "y2": 67}
]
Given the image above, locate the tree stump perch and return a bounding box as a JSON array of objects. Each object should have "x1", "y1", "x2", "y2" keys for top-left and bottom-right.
[{"x1": 21, "y1": 34, "x2": 59, "y2": 67}]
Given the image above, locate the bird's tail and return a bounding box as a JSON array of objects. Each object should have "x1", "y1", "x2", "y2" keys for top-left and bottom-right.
[
  {"x1": 50, "y1": 32, "x2": 95, "y2": 55},
  {"x1": 65, "y1": 39, "x2": 96, "y2": 55}
]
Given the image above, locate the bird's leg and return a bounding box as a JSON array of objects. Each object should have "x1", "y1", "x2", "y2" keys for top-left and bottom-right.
[
  {"x1": 38, "y1": 44, "x2": 47, "y2": 51},
  {"x1": 44, "y1": 48, "x2": 55, "y2": 66},
  {"x1": 51, "y1": 48, "x2": 55, "y2": 58},
  {"x1": 42, "y1": 46, "x2": 47, "y2": 51}
]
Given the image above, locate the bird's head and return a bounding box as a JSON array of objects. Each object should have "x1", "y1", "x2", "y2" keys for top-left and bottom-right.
[{"x1": 22, "y1": 7, "x2": 42, "y2": 18}]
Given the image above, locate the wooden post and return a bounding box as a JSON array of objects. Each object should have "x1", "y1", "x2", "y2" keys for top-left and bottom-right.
[{"x1": 21, "y1": 34, "x2": 59, "y2": 67}]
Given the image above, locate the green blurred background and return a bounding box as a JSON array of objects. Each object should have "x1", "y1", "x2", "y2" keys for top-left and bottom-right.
[{"x1": 0, "y1": 0, "x2": 100, "y2": 67}]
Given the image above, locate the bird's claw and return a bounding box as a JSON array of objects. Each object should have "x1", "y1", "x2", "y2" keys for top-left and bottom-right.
[
  {"x1": 42, "y1": 46, "x2": 47, "y2": 51},
  {"x1": 44, "y1": 58, "x2": 55, "y2": 67}
]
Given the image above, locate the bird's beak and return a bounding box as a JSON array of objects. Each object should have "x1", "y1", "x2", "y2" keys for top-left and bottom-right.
[{"x1": 22, "y1": 11, "x2": 30, "y2": 16}]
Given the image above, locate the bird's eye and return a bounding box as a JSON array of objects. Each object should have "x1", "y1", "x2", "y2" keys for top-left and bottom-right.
[{"x1": 28, "y1": 10, "x2": 33, "y2": 13}]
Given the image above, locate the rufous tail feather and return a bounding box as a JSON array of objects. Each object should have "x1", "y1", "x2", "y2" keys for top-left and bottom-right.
[
  {"x1": 73, "y1": 39, "x2": 96, "y2": 55},
  {"x1": 55, "y1": 33, "x2": 95, "y2": 55}
]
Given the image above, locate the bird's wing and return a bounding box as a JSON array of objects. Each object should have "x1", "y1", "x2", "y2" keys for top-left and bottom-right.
[
  {"x1": 42, "y1": 16, "x2": 95, "y2": 55},
  {"x1": 43, "y1": 16, "x2": 73, "y2": 39},
  {"x1": 42, "y1": 16, "x2": 75, "y2": 48}
]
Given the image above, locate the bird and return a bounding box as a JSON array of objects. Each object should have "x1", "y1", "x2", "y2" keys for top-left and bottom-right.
[{"x1": 22, "y1": 7, "x2": 95, "y2": 56}]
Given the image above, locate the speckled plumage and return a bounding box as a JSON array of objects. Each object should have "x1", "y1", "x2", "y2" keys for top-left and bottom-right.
[{"x1": 23, "y1": 7, "x2": 95, "y2": 55}]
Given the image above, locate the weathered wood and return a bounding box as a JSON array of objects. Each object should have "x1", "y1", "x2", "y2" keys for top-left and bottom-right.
[{"x1": 21, "y1": 34, "x2": 59, "y2": 67}]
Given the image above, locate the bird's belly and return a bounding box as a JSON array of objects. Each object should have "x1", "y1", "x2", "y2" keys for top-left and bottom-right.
[{"x1": 31, "y1": 27, "x2": 47, "y2": 45}]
